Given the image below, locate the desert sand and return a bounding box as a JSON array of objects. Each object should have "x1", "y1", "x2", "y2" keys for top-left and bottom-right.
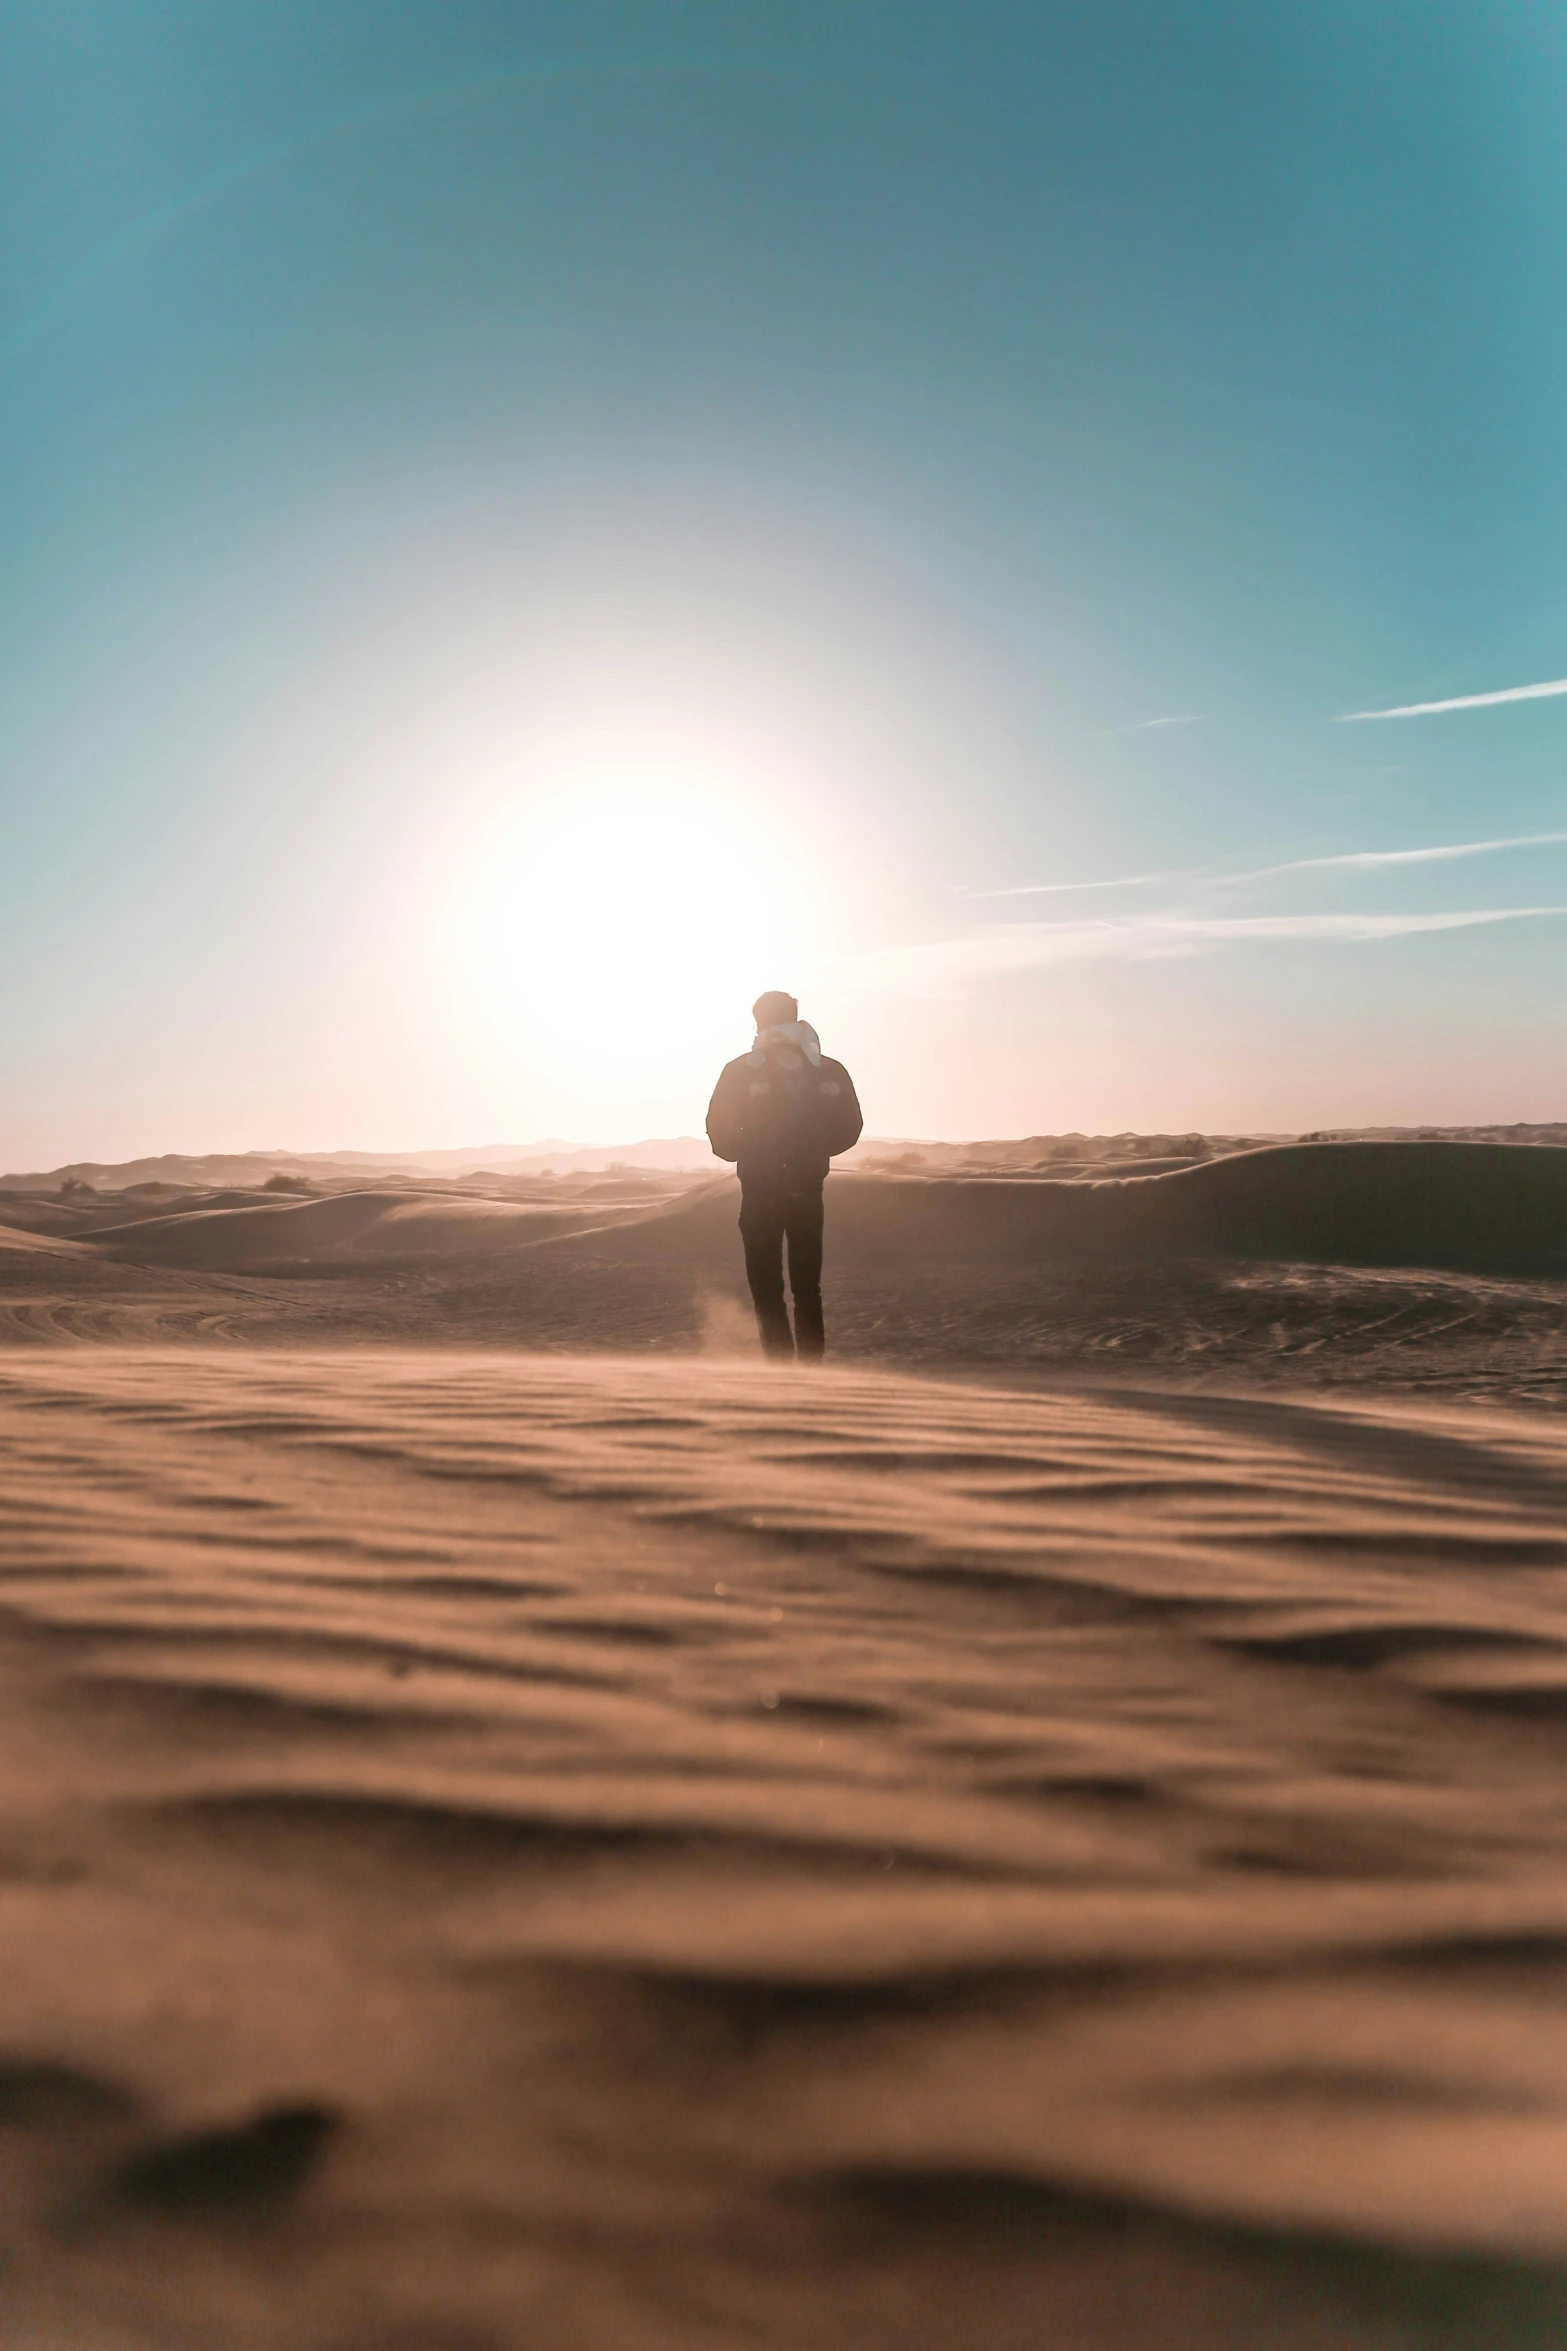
[{"x1": 2, "y1": 1138, "x2": 1567, "y2": 2346}]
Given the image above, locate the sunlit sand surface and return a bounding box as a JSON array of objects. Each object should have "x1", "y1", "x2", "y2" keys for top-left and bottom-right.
[{"x1": 4, "y1": 1343, "x2": 1567, "y2": 2347}]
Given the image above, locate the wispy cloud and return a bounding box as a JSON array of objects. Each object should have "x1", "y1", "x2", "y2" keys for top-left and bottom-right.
[
  {"x1": 1123, "y1": 713, "x2": 1200, "y2": 730},
  {"x1": 826, "y1": 905, "x2": 1567, "y2": 999},
  {"x1": 981, "y1": 828, "x2": 1567, "y2": 899},
  {"x1": 1340, "y1": 677, "x2": 1567, "y2": 720},
  {"x1": 980, "y1": 867, "x2": 1190, "y2": 898},
  {"x1": 1224, "y1": 830, "x2": 1567, "y2": 883}
]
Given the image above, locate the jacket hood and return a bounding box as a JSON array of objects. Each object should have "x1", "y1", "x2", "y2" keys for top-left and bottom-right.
[{"x1": 753, "y1": 1019, "x2": 822, "y2": 1068}]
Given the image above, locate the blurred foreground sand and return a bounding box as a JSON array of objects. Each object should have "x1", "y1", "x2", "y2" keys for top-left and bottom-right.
[{"x1": 3, "y1": 1345, "x2": 1567, "y2": 2347}]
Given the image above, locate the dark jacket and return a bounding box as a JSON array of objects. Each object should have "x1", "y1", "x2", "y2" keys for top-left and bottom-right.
[{"x1": 706, "y1": 1043, "x2": 863, "y2": 1189}]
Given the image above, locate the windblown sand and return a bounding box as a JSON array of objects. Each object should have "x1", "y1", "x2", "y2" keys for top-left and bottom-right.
[{"x1": 4, "y1": 1339, "x2": 1567, "y2": 2348}]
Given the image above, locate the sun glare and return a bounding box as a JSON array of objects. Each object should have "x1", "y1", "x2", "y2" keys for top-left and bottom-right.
[{"x1": 459, "y1": 782, "x2": 815, "y2": 1103}]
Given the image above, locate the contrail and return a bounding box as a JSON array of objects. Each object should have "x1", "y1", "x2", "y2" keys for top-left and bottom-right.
[{"x1": 1340, "y1": 677, "x2": 1567, "y2": 720}]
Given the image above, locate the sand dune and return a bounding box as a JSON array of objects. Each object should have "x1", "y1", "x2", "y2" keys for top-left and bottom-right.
[
  {"x1": 0, "y1": 1137, "x2": 716, "y2": 1190},
  {"x1": 0, "y1": 1142, "x2": 1565, "y2": 2344},
  {"x1": 1139, "y1": 1139, "x2": 1567, "y2": 1274},
  {"x1": 549, "y1": 1142, "x2": 1567, "y2": 1279},
  {"x1": 1, "y1": 1156, "x2": 1564, "y2": 1409},
  {"x1": 76, "y1": 1187, "x2": 661, "y2": 1267},
  {"x1": 29, "y1": 1138, "x2": 1567, "y2": 1284},
  {"x1": 0, "y1": 1222, "x2": 92, "y2": 1256},
  {"x1": 3, "y1": 1346, "x2": 1567, "y2": 2346}
]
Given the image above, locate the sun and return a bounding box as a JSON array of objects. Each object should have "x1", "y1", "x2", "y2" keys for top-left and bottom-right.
[{"x1": 459, "y1": 780, "x2": 815, "y2": 1103}]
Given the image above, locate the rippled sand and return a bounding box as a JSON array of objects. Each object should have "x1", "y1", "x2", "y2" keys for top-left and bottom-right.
[{"x1": 4, "y1": 1347, "x2": 1567, "y2": 2346}]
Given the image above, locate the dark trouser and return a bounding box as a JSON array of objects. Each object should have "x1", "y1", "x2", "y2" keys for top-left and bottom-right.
[{"x1": 739, "y1": 1182, "x2": 825, "y2": 1361}]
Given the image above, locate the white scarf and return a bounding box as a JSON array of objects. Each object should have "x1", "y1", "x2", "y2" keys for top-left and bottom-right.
[{"x1": 754, "y1": 1019, "x2": 822, "y2": 1068}]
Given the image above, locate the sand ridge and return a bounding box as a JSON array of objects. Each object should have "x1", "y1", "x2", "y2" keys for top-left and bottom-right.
[
  {"x1": 4, "y1": 1347, "x2": 1567, "y2": 2344},
  {"x1": 3, "y1": 1142, "x2": 1564, "y2": 1417},
  {"x1": 544, "y1": 1143, "x2": 1567, "y2": 1277},
  {"x1": 7, "y1": 1139, "x2": 1567, "y2": 1279},
  {"x1": 79, "y1": 1187, "x2": 654, "y2": 1266}
]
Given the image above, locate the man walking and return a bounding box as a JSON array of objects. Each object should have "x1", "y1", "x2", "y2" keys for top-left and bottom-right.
[{"x1": 705, "y1": 991, "x2": 863, "y2": 1360}]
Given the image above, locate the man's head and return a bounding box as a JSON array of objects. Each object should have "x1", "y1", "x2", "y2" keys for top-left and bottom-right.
[{"x1": 752, "y1": 990, "x2": 798, "y2": 1030}]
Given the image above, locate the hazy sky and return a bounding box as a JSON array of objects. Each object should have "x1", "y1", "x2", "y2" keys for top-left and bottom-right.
[{"x1": 6, "y1": 0, "x2": 1567, "y2": 1163}]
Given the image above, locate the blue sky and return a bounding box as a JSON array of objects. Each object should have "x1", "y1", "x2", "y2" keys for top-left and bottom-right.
[{"x1": 4, "y1": 0, "x2": 1567, "y2": 1160}]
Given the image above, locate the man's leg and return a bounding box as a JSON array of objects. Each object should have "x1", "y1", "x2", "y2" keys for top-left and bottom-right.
[
  {"x1": 784, "y1": 1186, "x2": 826, "y2": 1362},
  {"x1": 738, "y1": 1190, "x2": 795, "y2": 1358}
]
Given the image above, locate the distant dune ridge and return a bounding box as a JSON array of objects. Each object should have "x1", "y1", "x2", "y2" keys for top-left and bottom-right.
[
  {"x1": 7, "y1": 1119, "x2": 1567, "y2": 1197},
  {"x1": 70, "y1": 1188, "x2": 635, "y2": 1268},
  {"x1": 0, "y1": 1137, "x2": 719, "y2": 1192},
  {"x1": 3, "y1": 1135, "x2": 1565, "y2": 1281},
  {"x1": 542, "y1": 1142, "x2": 1567, "y2": 1281}
]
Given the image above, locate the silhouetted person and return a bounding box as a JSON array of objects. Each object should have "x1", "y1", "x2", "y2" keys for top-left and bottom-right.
[{"x1": 706, "y1": 992, "x2": 863, "y2": 1361}]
